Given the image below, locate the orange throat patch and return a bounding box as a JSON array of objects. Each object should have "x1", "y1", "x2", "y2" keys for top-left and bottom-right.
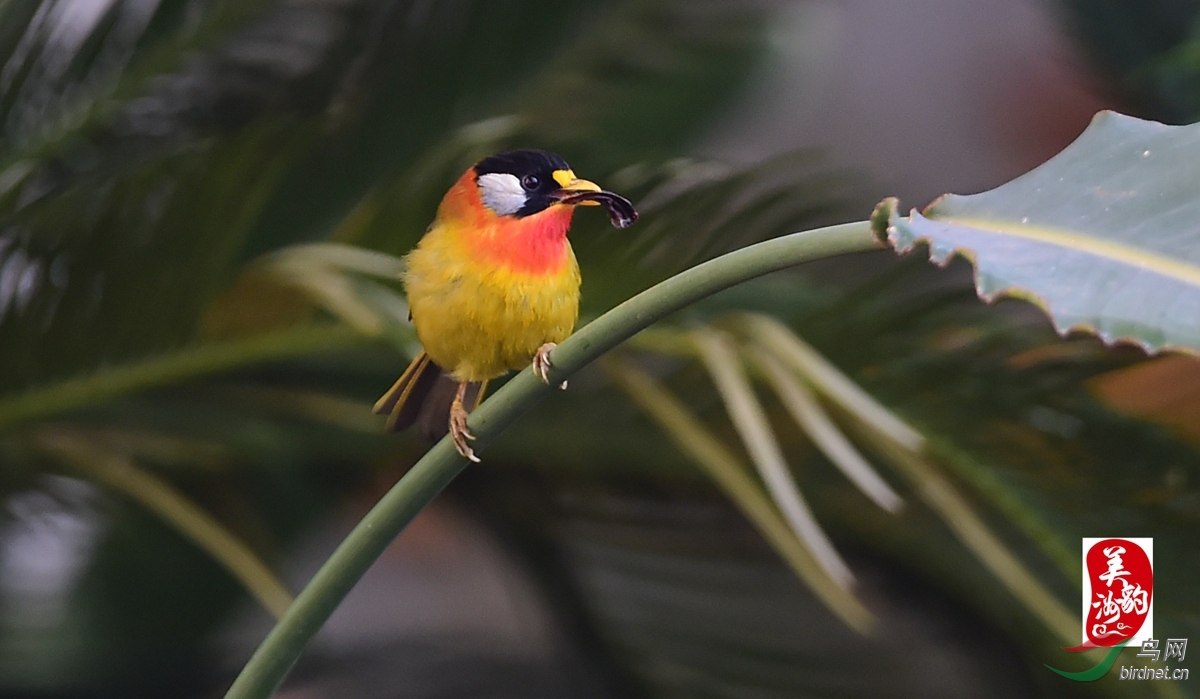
[
  {"x1": 456, "y1": 205, "x2": 572, "y2": 276},
  {"x1": 437, "y1": 168, "x2": 577, "y2": 276}
]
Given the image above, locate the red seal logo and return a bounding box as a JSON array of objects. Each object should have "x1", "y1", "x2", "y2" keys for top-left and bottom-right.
[{"x1": 1084, "y1": 538, "x2": 1153, "y2": 647}]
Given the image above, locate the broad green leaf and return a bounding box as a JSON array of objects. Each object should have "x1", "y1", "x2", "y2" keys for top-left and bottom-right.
[{"x1": 876, "y1": 110, "x2": 1200, "y2": 354}]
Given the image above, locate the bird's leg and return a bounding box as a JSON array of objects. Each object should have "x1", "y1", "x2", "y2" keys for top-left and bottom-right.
[
  {"x1": 533, "y1": 343, "x2": 568, "y2": 390},
  {"x1": 449, "y1": 381, "x2": 480, "y2": 463}
]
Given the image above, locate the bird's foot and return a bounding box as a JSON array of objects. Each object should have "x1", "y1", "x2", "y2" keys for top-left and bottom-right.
[
  {"x1": 449, "y1": 399, "x2": 479, "y2": 463},
  {"x1": 533, "y1": 343, "x2": 568, "y2": 390}
]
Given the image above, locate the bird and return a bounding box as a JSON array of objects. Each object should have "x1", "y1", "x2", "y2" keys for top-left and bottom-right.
[{"x1": 373, "y1": 149, "x2": 636, "y2": 462}]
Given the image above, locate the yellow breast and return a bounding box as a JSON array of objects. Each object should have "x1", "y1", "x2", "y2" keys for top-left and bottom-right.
[{"x1": 403, "y1": 219, "x2": 581, "y2": 382}]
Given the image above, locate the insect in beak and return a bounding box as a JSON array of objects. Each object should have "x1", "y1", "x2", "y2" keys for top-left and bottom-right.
[{"x1": 549, "y1": 169, "x2": 638, "y2": 229}]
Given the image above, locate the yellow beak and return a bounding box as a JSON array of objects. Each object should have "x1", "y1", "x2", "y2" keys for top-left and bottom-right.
[{"x1": 552, "y1": 169, "x2": 602, "y2": 205}]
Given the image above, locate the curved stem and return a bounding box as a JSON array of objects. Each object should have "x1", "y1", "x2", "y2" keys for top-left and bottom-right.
[{"x1": 223, "y1": 220, "x2": 880, "y2": 699}]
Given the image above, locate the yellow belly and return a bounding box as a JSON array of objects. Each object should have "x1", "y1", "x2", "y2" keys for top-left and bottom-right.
[{"x1": 403, "y1": 226, "x2": 581, "y2": 382}]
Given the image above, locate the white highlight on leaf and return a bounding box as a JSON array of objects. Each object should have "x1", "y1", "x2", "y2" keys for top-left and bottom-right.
[
  {"x1": 0, "y1": 238, "x2": 48, "y2": 324},
  {"x1": 16, "y1": 261, "x2": 41, "y2": 315},
  {"x1": 477, "y1": 172, "x2": 527, "y2": 216},
  {"x1": 0, "y1": 477, "x2": 102, "y2": 630},
  {"x1": 0, "y1": 249, "x2": 28, "y2": 324}
]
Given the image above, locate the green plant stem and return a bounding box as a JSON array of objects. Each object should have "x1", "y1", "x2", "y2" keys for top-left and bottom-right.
[
  {"x1": 0, "y1": 324, "x2": 366, "y2": 432},
  {"x1": 223, "y1": 220, "x2": 881, "y2": 699}
]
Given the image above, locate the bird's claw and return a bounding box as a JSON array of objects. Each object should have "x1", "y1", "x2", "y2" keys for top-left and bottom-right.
[
  {"x1": 449, "y1": 402, "x2": 479, "y2": 463},
  {"x1": 533, "y1": 343, "x2": 566, "y2": 390}
]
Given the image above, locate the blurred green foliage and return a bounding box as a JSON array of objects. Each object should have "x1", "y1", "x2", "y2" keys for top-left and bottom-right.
[
  {"x1": 1060, "y1": 0, "x2": 1200, "y2": 122},
  {"x1": 0, "y1": 0, "x2": 1195, "y2": 697}
]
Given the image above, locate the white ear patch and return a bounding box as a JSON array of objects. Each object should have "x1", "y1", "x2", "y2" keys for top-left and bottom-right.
[{"x1": 477, "y1": 173, "x2": 527, "y2": 216}]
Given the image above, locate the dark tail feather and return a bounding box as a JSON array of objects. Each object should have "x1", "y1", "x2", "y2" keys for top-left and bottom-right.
[
  {"x1": 373, "y1": 352, "x2": 487, "y2": 440},
  {"x1": 373, "y1": 352, "x2": 441, "y2": 432}
]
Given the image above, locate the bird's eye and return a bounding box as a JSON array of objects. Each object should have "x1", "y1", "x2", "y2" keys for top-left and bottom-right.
[{"x1": 520, "y1": 174, "x2": 540, "y2": 191}]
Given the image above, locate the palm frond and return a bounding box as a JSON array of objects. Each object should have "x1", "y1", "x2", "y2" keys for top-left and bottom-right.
[
  {"x1": 601, "y1": 354, "x2": 875, "y2": 634},
  {"x1": 37, "y1": 426, "x2": 294, "y2": 619},
  {"x1": 746, "y1": 346, "x2": 903, "y2": 513},
  {"x1": 692, "y1": 326, "x2": 854, "y2": 588}
]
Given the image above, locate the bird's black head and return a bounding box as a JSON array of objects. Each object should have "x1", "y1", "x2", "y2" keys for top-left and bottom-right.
[
  {"x1": 473, "y1": 149, "x2": 576, "y2": 218},
  {"x1": 472, "y1": 149, "x2": 638, "y2": 228}
]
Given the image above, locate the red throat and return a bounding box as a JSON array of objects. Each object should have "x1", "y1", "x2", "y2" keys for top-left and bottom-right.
[{"x1": 440, "y1": 169, "x2": 576, "y2": 275}]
